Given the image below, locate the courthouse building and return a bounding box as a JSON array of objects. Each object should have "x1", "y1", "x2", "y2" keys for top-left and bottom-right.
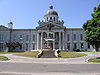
[{"x1": 0, "y1": 6, "x2": 90, "y2": 52}]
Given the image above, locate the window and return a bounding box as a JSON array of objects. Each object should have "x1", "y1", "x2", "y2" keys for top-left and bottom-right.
[
  {"x1": 26, "y1": 35, "x2": 29, "y2": 41},
  {"x1": 67, "y1": 43, "x2": 70, "y2": 50},
  {"x1": 80, "y1": 34, "x2": 83, "y2": 40},
  {"x1": 73, "y1": 34, "x2": 76, "y2": 40},
  {"x1": 67, "y1": 34, "x2": 70, "y2": 41},
  {"x1": 13, "y1": 35, "x2": 16, "y2": 41},
  {"x1": 55, "y1": 33, "x2": 59, "y2": 41},
  {"x1": 49, "y1": 33, "x2": 53, "y2": 38},
  {"x1": 50, "y1": 17, "x2": 52, "y2": 20},
  {"x1": 32, "y1": 43, "x2": 35, "y2": 50},
  {"x1": 19, "y1": 35, "x2": 22, "y2": 41},
  {"x1": 0, "y1": 34, "x2": 4, "y2": 41},
  {"x1": 26, "y1": 43, "x2": 28, "y2": 51},
  {"x1": 74, "y1": 43, "x2": 77, "y2": 49},
  {"x1": 47, "y1": 17, "x2": 48, "y2": 21},
  {"x1": 33, "y1": 34, "x2": 35, "y2": 41},
  {"x1": 43, "y1": 33, "x2": 47, "y2": 38},
  {"x1": 54, "y1": 17, "x2": 55, "y2": 21},
  {"x1": 0, "y1": 43, "x2": 3, "y2": 51},
  {"x1": 81, "y1": 43, "x2": 84, "y2": 49}
]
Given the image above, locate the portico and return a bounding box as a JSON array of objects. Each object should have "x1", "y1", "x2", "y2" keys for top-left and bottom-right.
[{"x1": 36, "y1": 30, "x2": 65, "y2": 50}]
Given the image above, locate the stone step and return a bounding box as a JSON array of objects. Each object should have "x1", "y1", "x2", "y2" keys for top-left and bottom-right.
[{"x1": 40, "y1": 50, "x2": 56, "y2": 58}]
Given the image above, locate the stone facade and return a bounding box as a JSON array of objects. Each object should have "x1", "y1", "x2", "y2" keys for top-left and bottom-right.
[{"x1": 0, "y1": 6, "x2": 90, "y2": 52}]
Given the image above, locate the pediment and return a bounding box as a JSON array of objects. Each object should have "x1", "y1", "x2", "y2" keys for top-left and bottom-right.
[
  {"x1": 0, "y1": 25, "x2": 9, "y2": 31},
  {"x1": 36, "y1": 23, "x2": 66, "y2": 30}
]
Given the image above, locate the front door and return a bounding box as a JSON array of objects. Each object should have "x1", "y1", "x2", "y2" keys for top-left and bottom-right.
[{"x1": 48, "y1": 41, "x2": 53, "y2": 50}]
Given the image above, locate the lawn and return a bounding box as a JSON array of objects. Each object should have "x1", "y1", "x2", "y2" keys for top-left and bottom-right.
[
  {"x1": 14, "y1": 51, "x2": 87, "y2": 58},
  {"x1": 0, "y1": 56, "x2": 10, "y2": 61},
  {"x1": 0, "y1": 52, "x2": 19, "y2": 54},
  {"x1": 88, "y1": 57, "x2": 100, "y2": 63},
  {"x1": 14, "y1": 51, "x2": 39, "y2": 58},
  {"x1": 59, "y1": 51, "x2": 87, "y2": 58}
]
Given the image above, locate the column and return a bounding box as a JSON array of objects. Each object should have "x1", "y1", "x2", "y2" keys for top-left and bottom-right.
[
  {"x1": 59, "y1": 32, "x2": 61, "y2": 50},
  {"x1": 37, "y1": 32, "x2": 39, "y2": 50},
  {"x1": 53, "y1": 32, "x2": 55, "y2": 50},
  {"x1": 63, "y1": 32, "x2": 65, "y2": 50},
  {"x1": 46, "y1": 33, "x2": 49, "y2": 47},
  {"x1": 41, "y1": 32, "x2": 43, "y2": 50}
]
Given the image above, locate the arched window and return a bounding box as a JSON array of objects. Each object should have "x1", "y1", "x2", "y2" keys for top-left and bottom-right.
[
  {"x1": 54, "y1": 17, "x2": 55, "y2": 21},
  {"x1": 47, "y1": 17, "x2": 48, "y2": 21},
  {"x1": 50, "y1": 17, "x2": 52, "y2": 20}
]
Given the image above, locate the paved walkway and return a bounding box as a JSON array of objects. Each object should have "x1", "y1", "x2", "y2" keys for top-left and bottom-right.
[{"x1": 0, "y1": 52, "x2": 100, "y2": 64}]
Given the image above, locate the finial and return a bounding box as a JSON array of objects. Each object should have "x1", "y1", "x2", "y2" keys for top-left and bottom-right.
[{"x1": 49, "y1": 5, "x2": 53, "y2": 9}]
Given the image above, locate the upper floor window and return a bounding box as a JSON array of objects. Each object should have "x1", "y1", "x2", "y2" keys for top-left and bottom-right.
[
  {"x1": 80, "y1": 34, "x2": 83, "y2": 40},
  {"x1": 0, "y1": 34, "x2": 4, "y2": 41},
  {"x1": 43, "y1": 33, "x2": 47, "y2": 38},
  {"x1": 55, "y1": 33, "x2": 59, "y2": 41},
  {"x1": 33, "y1": 34, "x2": 35, "y2": 41},
  {"x1": 26, "y1": 35, "x2": 29, "y2": 41},
  {"x1": 73, "y1": 34, "x2": 76, "y2": 40},
  {"x1": 67, "y1": 34, "x2": 70, "y2": 41}
]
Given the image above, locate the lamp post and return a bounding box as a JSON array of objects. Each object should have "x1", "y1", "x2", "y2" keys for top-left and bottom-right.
[{"x1": 93, "y1": 49, "x2": 96, "y2": 58}]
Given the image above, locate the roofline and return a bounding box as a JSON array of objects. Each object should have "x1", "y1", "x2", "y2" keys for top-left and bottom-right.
[
  {"x1": 66, "y1": 28, "x2": 83, "y2": 30},
  {"x1": 12, "y1": 29, "x2": 37, "y2": 31}
]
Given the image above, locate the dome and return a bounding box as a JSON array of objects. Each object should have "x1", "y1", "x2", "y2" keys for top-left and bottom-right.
[{"x1": 44, "y1": 5, "x2": 58, "y2": 16}]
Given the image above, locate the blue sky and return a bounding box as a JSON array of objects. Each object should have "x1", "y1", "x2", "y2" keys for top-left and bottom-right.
[{"x1": 0, "y1": 0, "x2": 99, "y2": 29}]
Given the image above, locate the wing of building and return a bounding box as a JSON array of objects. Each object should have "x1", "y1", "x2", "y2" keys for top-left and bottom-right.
[{"x1": 0, "y1": 5, "x2": 91, "y2": 52}]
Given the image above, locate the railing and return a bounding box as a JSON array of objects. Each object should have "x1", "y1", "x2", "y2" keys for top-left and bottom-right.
[{"x1": 36, "y1": 50, "x2": 43, "y2": 58}]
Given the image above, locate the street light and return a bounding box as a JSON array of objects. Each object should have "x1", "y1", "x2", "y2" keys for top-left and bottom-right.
[{"x1": 93, "y1": 49, "x2": 96, "y2": 58}]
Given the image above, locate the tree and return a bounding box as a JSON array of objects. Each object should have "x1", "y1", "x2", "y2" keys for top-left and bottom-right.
[
  {"x1": 5, "y1": 42, "x2": 22, "y2": 52},
  {"x1": 83, "y1": 4, "x2": 100, "y2": 51}
]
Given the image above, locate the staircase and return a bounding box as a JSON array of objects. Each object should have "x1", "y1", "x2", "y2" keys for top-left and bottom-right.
[{"x1": 40, "y1": 50, "x2": 56, "y2": 58}]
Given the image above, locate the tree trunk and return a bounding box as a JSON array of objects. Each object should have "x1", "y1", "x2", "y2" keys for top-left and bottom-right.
[{"x1": 95, "y1": 45, "x2": 99, "y2": 52}]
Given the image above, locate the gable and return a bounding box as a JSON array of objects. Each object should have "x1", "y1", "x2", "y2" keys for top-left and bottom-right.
[
  {"x1": 0, "y1": 25, "x2": 9, "y2": 31},
  {"x1": 36, "y1": 23, "x2": 66, "y2": 30}
]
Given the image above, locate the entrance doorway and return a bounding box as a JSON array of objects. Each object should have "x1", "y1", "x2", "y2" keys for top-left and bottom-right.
[{"x1": 48, "y1": 41, "x2": 53, "y2": 50}]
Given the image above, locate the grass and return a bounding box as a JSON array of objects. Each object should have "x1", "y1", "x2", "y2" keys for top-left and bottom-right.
[
  {"x1": 89, "y1": 52, "x2": 100, "y2": 53},
  {"x1": 88, "y1": 57, "x2": 100, "y2": 63},
  {"x1": 0, "y1": 52, "x2": 20, "y2": 54},
  {"x1": 0, "y1": 56, "x2": 10, "y2": 61},
  {"x1": 14, "y1": 51, "x2": 39, "y2": 58},
  {"x1": 59, "y1": 51, "x2": 87, "y2": 58}
]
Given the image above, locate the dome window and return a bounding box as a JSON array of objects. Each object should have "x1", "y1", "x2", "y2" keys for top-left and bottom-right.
[
  {"x1": 47, "y1": 17, "x2": 48, "y2": 21},
  {"x1": 50, "y1": 17, "x2": 52, "y2": 20},
  {"x1": 54, "y1": 17, "x2": 55, "y2": 21}
]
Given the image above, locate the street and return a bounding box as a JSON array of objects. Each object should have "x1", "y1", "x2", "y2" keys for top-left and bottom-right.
[{"x1": 0, "y1": 62, "x2": 100, "y2": 75}]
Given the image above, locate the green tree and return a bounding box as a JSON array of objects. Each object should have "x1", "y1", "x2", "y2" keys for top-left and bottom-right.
[
  {"x1": 5, "y1": 42, "x2": 22, "y2": 52},
  {"x1": 83, "y1": 4, "x2": 100, "y2": 51}
]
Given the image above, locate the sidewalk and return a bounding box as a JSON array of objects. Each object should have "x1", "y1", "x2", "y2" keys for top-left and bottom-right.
[{"x1": 0, "y1": 52, "x2": 100, "y2": 64}]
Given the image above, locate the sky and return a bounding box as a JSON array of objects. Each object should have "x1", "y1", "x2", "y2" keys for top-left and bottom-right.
[{"x1": 0, "y1": 0, "x2": 99, "y2": 29}]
